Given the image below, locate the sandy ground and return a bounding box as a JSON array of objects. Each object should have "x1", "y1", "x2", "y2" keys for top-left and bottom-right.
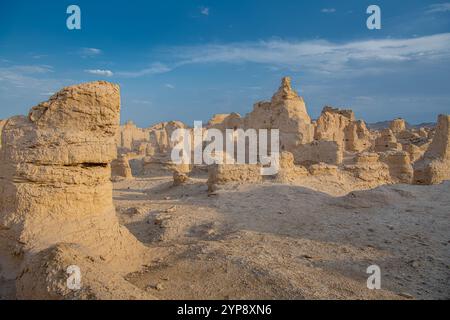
[
  {"x1": 1, "y1": 172, "x2": 448, "y2": 300},
  {"x1": 113, "y1": 173, "x2": 450, "y2": 300}
]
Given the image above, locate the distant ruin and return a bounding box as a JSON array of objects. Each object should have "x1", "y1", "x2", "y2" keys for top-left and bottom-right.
[{"x1": 115, "y1": 77, "x2": 446, "y2": 189}]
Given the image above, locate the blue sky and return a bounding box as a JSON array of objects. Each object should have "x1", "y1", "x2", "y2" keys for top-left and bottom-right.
[{"x1": 0, "y1": 0, "x2": 449, "y2": 126}]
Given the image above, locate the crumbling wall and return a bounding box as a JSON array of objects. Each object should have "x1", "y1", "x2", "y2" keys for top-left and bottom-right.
[
  {"x1": 344, "y1": 153, "x2": 390, "y2": 183},
  {"x1": 292, "y1": 140, "x2": 343, "y2": 166},
  {"x1": 380, "y1": 151, "x2": 413, "y2": 184},
  {"x1": 117, "y1": 121, "x2": 149, "y2": 152},
  {"x1": 315, "y1": 107, "x2": 370, "y2": 152},
  {"x1": 373, "y1": 129, "x2": 402, "y2": 152},
  {"x1": 413, "y1": 114, "x2": 450, "y2": 184},
  {"x1": 275, "y1": 151, "x2": 308, "y2": 183},
  {"x1": 207, "y1": 163, "x2": 262, "y2": 192}
]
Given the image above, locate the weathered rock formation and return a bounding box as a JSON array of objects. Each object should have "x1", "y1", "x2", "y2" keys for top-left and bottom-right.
[
  {"x1": 389, "y1": 118, "x2": 406, "y2": 134},
  {"x1": 292, "y1": 140, "x2": 343, "y2": 166},
  {"x1": 315, "y1": 107, "x2": 371, "y2": 153},
  {"x1": 111, "y1": 154, "x2": 133, "y2": 180},
  {"x1": 208, "y1": 113, "x2": 243, "y2": 131},
  {"x1": 172, "y1": 164, "x2": 191, "y2": 186},
  {"x1": 245, "y1": 77, "x2": 314, "y2": 155},
  {"x1": 308, "y1": 163, "x2": 338, "y2": 176},
  {"x1": 380, "y1": 151, "x2": 414, "y2": 184},
  {"x1": 413, "y1": 114, "x2": 450, "y2": 184},
  {"x1": 207, "y1": 164, "x2": 262, "y2": 192},
  {"x1": 344, "y1": 153, "x2": 390, "y2": 184},
  {"x1": 275, "y1": 151, "x2": 308, "y2": 183},
  {"x1": 117, "y1": 121, "x2": 149, "y2": 152},
  {"x1": 0, "y1": 81, "x2": 150, "y2": 299},
  {"x1": 374, "y1": 129, "x2": 402, "y2": 152}
]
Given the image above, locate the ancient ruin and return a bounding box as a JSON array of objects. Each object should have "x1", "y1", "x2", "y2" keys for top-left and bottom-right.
[
  {"x1": 0, "y1": 82, "x2": 151, "y2": 299},
  {"x1": 0, "y1": 77, "x2": 448, "y2": 300},
  {"x1": 413, "y1": 115, "x2": 450, "y2": 185}
]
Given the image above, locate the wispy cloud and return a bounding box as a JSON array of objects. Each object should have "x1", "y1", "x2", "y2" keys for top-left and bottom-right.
[
  {"x1": 321, "y1": 8, "x2": 336, "y2": 13},
  {"x1": 85, "y1": 69, "x2": 114, "y2": 77},
  {"x1": 0, "y1": 64, "x2": 69, "y2": 104},
  {"x1": 165, "y1": 33, "x2": 450, "y2": 77},
  {"x1": 79, "y1": 47, "x2": 103, "y2": 58},
  {"x1": 116, "y1": 62, "x2": 171, "y2": 78},
  {"x1": 426, "y1": 3, "x2": 450, "y2": 13},
  {"x1": 200, "y1": 7, "x2": 210, "y2": 16},
  {"x1": 0, "y1": 65, "x2": 54, "y2": 87},
  {"x1": 165, "y1": 83, "x2": 175, "y2": 89}
]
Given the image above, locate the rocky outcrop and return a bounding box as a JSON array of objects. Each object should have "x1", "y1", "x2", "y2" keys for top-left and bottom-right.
[
  {"x1": 345, "y1": 120, "x2": 371, "y2": 152},
  {"x1": 208, "y1": 113, "x2": 243, "y2": 130},
  {"x1": 380, "y1": 151, "x2": 413, "y2": 184},
  {"x1": 374, "y1": 129, "x2": 402, "y2": 152},
  {"x1": 0, "y1": 81, "x2": 149, "y2": 299},
  {"x1": 147, "y1": 121, "x2": 188, "y2": 156},
  {"x1": 389, "y1": 118, "x2": 406, "y2": 134},
  {"x1": 275, "y1": 151, "x2": 308, "y2": 183},
  {"x1": 292, "y1": 140, "x2": 342, "y2": 166},
  {"x1": 413, "y1": 114, "x2": 450, "y2": 184},
  {"x1": 111, "y1": 154, "x2": 133, "y2": 180},
  {"x1": 344, "y1": 153, "x2": 390, "y2": 183},
  {"x1": 245, "y1": 77, "x2": 314, "y2": 156},
  {"x1": 172, "y1": 164, "x2": 191, "y2": 186},
  {"x1": 315, "y1": 107, "x2": 370, "y2": 152},
  {"x1": 207, "y1": 164, "x2": 262, "y2": 192},
  {"x1": 117, "y1": 121, "x2": 149, "y2": 152},
  {"x1": 308, "y1": 163, "x2": 338, "y2": 176}
]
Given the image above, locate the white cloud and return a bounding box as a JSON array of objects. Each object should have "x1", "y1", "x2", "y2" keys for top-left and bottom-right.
[
  {"x1": 116, "y1": 62, "x2": 172, "y2": 78},
  {"x1": 321, "y1": 8, "x2": 336, "y2": 13},
  {"x1": 85, "y1": 69, "x2": 114, "y2": 77},
  {"x1": 0, "y1": 64, "x2": 69, "y2": 101},
  {"x1": 0, "y1": 65, "x2": 54, "y2": 87},
  {"x1": 167, "y1": 33, "x2": 450, "y2": 77},
  {"x1": 426, "y1": 3, "x2": 450, "y2": 13},
  {"x1": 200, "y1": 7, "x2": 210, "y2": 16},
  {"x1": 165, "y1": 83, "x2": 175, "y2": 89},
  {"x1": 80, "y1": 47, "x2": 103, "y2": 58}
]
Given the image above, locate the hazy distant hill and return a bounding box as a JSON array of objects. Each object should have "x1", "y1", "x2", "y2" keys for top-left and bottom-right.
[{"x1": 367, "y1": 121, "x2": 436, "y2": 130}]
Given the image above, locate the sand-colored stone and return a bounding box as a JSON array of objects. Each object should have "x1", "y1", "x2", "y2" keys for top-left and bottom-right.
[
  {"x1": 292, "y1": 140, "x2": 343, "y2": 166},
  {"x1": 111, "y1": 154, "x2": 133, "y2": 179},
  {"x1": 0, "y1": 81, "x2": 149, "y2": 299},
  {"x1": 172, "y1": 164, "x2": 191, "y2": 186},
  {"x1": 380, "y1": 151, "x2": 414, "y2": 184},
  {"x1": 390, "y1": 118, "x2": 407, "y2": 134},
  {"x1": 308, "y1": 163, "x2": 338, "y2": 176},
  {"x1": 402, "y1": 143, "x2": 424, "y2": 163},
  {"x1": 413, "y1": 114, "x2": 450, "y2": 184},
  {"x1": 208, "y1": 113, "x2": 243, "y2": 130},
  {"x1": 275, "y1": 151, "x2": 308, "y2": 183},
  {"x1": 374, "y1": 129, "x2": 402, "y2": 152},
  {"x1": 117, "y1": 121, "x2": 149, "y2": 152},
  {"x1": 207, "y1": 163, "x2": 262, "y2": 192},
  {"x1": 345, "y1": 120, "x2": 371, "y2": 152},
  {"x1": 245, "y1": 77, "x2": 314, "y2": 155},
  {"x1": 315, "y1": 107, "x2": 370, "y2": 152},
  {"x1": 344, "y1": 152, "x2": 390, "y2": 183}
]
